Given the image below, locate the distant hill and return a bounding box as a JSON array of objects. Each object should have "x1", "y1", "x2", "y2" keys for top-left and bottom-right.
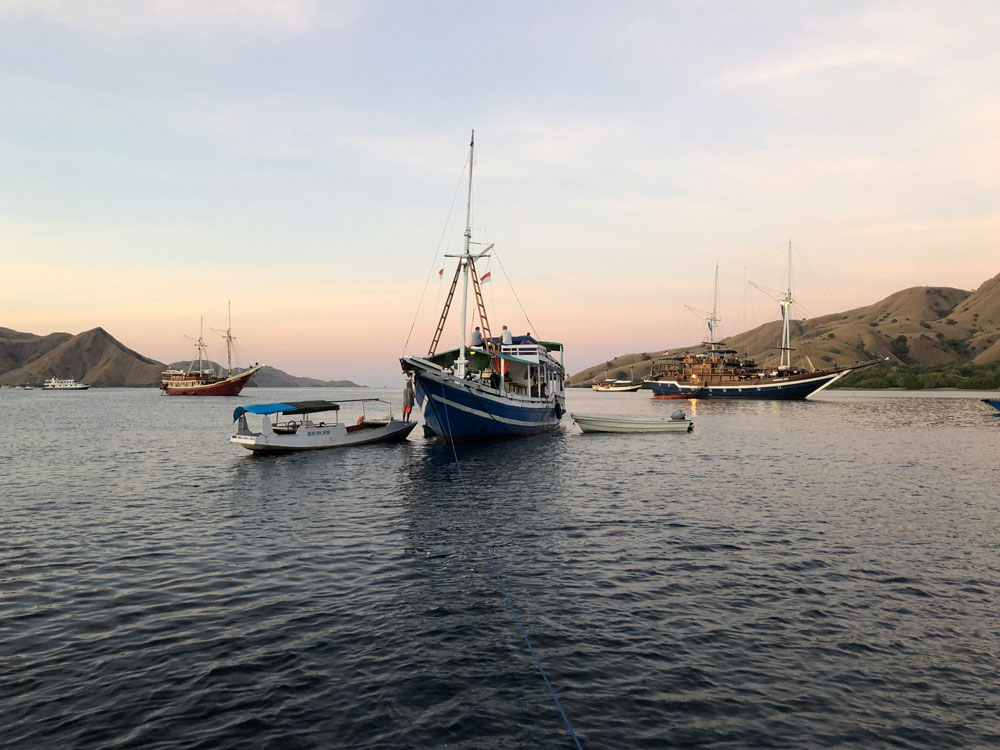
[
  {"x1": 568, "y1": 271, "x2": 1000, "y2": 386},
  {"x1": 0, "y1": 327, "x2": 163, "y2": 386},
  {"x1": 0, "y1": 327, "x2": 363, "y2": 387}
]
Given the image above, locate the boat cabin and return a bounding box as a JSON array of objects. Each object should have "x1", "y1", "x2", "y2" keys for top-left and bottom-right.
[
  {"x1": 650, "y1": 348, "x2": 767, "y2": 385},
  {"x1": 423, "y1": 335, "x2": 564, "y2": 399}
]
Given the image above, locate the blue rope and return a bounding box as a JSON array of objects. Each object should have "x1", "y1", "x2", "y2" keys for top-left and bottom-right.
[{"x1": 437, "y1": 379, "x2": 583, "y2": 749}]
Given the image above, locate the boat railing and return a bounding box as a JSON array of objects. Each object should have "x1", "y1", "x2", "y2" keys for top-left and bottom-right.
[{"x1": 501, "y1": 344, "x2": 544, "y2": 361}]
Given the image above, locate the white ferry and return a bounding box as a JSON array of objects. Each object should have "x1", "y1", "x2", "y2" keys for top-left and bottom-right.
[{"x1": 42, "y1": 377, "x2": 90, "y2": 390}]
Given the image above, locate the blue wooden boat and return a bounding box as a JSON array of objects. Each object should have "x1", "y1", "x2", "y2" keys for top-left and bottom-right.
[
  {"x1": 983, "y1": 399, "x2": 1000, "y2": 412},
  {"x1": 400, "y1": 132, "x2": 566, "y2": 443}
]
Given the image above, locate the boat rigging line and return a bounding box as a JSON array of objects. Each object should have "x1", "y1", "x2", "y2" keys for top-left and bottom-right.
[
  {"x1": 437, "y1": 380, "x2": 584, "y2": 749},
  {"x1": 401, "y1": 151, "x2": 472, "y2": 355},
  {"x1": 492, "y1": 247, "x2": 543, "y2": 343}
]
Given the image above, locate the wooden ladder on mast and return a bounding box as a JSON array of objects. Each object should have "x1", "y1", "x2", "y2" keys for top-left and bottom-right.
[
  {"x1": 427, "y1": 258, "x2": 498, "y2": 358},
  {"x1": 428, "y1": 265, "x2": 462, "y2": 356},
  {"x1": 468, "y1": 257, "x2": 497, "y2": 355}
]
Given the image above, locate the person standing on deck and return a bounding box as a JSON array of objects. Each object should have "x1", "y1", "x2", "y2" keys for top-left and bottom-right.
[
  {"x1": 402, "y1": 377, "x2": 415, "y2": 423},
  {"x1": 501, "y1": 325, "x2": 512, "y2": 346}
]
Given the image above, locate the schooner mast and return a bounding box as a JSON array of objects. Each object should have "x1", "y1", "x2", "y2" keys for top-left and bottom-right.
[
  {"x1": 211, "y1": 301, "x2": 236, "y2": 377},
  {"x1": 686, "y1": 263, "x2": 721, "y2": 349},
  {"x1": 778, "y1": 241, "x2": 794, "y2": 371},
  {"x1": 749, "y1": 241, "x2": 796, "y2": 371},
  {"x1": 191, "y1": 316, "x2": 209, "y2": 375}
]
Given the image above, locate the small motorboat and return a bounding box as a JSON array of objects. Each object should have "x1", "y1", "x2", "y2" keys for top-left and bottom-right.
[
  {"x1": 592, "y1": 365, "x2": 642, "y2": 392},
  {"x1": 571, "y1": 410, "x2": 693, "y2": 433},
  {"x1": 592, "y1": 379, "x2": 643, "y2": 392},
  {"x1": 983, "y1": 399, "x2": 1000, "y2": 413},
  {"x1": 231, "y1": 399, "x2": 416, "y2": 453}
]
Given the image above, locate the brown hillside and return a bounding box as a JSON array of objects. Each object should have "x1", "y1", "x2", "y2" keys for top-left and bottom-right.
[
  {"x1": 0, "y1": 327, "x2": 164, "y2": 387},
  {"x1": 0, "y1": 328, "x2": 74, "y2": 374},
  {"x1": 568, "y1": 275, "x2": 1000, "y2": 386},
  {"x1": 941, "y1": 271, "x2": 1000, "y2": 363}
]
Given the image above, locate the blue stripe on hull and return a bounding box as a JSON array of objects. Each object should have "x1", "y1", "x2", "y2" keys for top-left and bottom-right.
[
  {"x1": 649, "y1": 373, "x2": 840, "y2": 400},
  {"x1": 414, "y1": 374, "x2": 560, "y2": 442}
]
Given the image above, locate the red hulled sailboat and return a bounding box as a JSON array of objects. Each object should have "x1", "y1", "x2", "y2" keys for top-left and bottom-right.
[{"x1": 161, "y1": 308, "x2": 263, "y2": 396}]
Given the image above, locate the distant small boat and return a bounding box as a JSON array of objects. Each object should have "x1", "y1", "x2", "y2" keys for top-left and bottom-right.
[
  {"x1": 231, "y1": 399, "x2": 416, "y2": 453},
  {"x1": 983, "y1": 399, "x2": 1000, "y2": 412},
  {"x1": 571, "y1": 411, "x2": 693, "y2": 433},
  {"x1": 162, "y1": 307, "x2": 263, "y2": 396},
  {"x1": 592, "y1": 364, "x2": 643, "y2": 392},
  {"x1": 42, "y1": 377, "x2": 89, "y2": 390},
  {"x1": 592, "y1": 380, "x2": 643, "y2": 392},
  {"x1": 592, "y1": 366, "x2": 642, "y2": 392}
]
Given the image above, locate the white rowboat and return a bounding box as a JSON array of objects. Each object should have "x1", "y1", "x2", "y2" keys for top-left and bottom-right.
[{"x1": 571, "y1": 412, "x2": 693, "y2": 433}]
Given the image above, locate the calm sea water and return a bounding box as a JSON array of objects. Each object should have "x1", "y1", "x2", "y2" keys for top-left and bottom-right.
[{"x1": 2, "y1": 387, "x2": 998, "y2": 749}]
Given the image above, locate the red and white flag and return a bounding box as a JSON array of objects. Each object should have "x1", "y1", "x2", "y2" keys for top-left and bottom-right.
[
  {"x1": 480, "y1": 271, "x2": 492, "y2": 283},
  {"x1": 663, "y1": 349, "x2": 669, "y2": 354},
  {"x1": 438, "y1": 268, "x2": 444, "y2": 278}
]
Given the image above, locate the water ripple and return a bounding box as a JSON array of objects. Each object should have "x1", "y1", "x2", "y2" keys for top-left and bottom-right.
[{"x1": 1, "y1": 388, "x2": 999, "y2": 748}]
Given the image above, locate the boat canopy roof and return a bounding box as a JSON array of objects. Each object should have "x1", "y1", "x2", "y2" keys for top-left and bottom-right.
[
  {"x1": 708, "y1": 349, "x2": 738, "y2": 354},
  {"x1": 233, "y1": 400, "x2": 340, "y2": 421},
  {"x1": 437, "y1": 346, "x2": 544, "y2": 365}
]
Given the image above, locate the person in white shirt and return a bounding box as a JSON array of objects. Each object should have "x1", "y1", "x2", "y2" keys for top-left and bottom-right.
[{"x1": 501, "y1": 325, "x2": 513, "y2": 346}]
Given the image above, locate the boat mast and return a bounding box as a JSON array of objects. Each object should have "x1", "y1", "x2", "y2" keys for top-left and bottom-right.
[
  {"x1": 708, "y1": 263, "x2": 720, "y2": 349},
  {"x1": 684, "y1": 263, "x2": 721, "y2": 351},
  {"x1": 197, "y1": 316, "x2": 207, "y2": 374},
  {"x1": 779, "y1": 241, "x2": 793, "y2": 371},
  {"x1": 456, "y1": 129, "x2": 474, "y2": 379},
  {"x1": 226, "y1": 301, "x2": 233, "y2": 377}
]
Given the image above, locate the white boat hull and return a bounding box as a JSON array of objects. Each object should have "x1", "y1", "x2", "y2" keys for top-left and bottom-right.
[
  {"x1": 571, "y1": 413, "x2": 693, "y2": 433},
  {"x1": 232, "y1": 419, "x2": 416, "y2": 453}
]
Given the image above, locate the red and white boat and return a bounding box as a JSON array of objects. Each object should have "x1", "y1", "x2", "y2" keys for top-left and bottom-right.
[{"x1": 161, "y1": 309, "x2": 263, "y2": 396}]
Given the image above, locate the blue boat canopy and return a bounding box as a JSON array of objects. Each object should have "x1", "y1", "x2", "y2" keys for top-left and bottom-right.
[{"x1": 233, "y1": 400, "x2": 340, "y2": 421}]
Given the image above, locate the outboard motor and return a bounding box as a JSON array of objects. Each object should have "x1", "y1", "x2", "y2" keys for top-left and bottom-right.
[{"x1": 670, "y1": 410, "x2": 686, "y2": 421}]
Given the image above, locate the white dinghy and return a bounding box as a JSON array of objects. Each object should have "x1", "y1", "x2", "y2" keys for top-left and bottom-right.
[
  {"x1": 571, "y1": 410, "x2": 693, "y2": 434},
  {"x1": 231, "y1": 399, "x2": 416, "y2": 453}
]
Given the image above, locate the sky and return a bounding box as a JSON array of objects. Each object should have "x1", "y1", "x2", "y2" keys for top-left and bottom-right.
[{"x1": 1, "y1": 0, "x2": 998, "y2": 385}]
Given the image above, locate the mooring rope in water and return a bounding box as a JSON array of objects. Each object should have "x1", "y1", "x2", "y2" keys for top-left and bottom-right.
[{"x1": 438, "y1": 380, "x2": 583, "y2": 749}]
